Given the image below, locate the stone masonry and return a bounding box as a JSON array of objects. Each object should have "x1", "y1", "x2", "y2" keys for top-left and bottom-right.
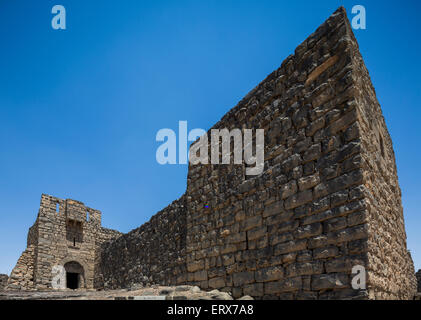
[
  {"x1": 96, "y1": 7, "x2": 416, "y2": 299},
  {"x1": 97, "y1": 196, "x2": 187, "y2": 289},
  {"x1": 7, "y1": 194, "x2": 121, "y2": 290},
  {"x1": 7, "y1": 7, "x2": 417, "y2": 299},
  {"x1": 0, "y1": 274, "x2": 8, "y2": 291}
]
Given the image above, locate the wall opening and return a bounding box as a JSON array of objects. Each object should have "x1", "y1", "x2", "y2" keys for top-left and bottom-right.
[
  {"x1": 379, "y1": 135, "x2": 385, "y2": 158},
  {"x1": 64, "y1": 261, "x2": 84, "y2": 290},
  {"x1": 66, "y1": 272, "x2": 79, "y2": 289},
  {"x1": 66, "y1": 219, "x2": 83, "y2": 247}
]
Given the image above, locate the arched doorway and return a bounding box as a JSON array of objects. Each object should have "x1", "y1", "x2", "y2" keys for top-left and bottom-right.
[{"x1": 64, "y1": 261, "x2": 85, "y2": 289}]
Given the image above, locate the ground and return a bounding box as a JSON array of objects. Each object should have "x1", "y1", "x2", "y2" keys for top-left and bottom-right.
[{"x1": 0, "y1": 285, "x2": 254, "y2": 300}]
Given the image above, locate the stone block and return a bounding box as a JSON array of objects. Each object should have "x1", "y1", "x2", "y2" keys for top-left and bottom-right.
[{"x1": 255, "y1": 266, "x2": 284, "y2": 282}]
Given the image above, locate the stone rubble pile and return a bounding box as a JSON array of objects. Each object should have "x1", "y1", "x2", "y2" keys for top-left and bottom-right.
[{"x1": 0, "y1": 285, "x2": 253, "y2": 301}]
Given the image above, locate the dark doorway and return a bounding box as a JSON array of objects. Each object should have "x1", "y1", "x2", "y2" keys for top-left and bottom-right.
[
  {"x1": 66, "y1": 272, "x2": 79, "y2": 289},
  {"x1": 64, "y1": 261, "x2": 85, "y2": 289}
]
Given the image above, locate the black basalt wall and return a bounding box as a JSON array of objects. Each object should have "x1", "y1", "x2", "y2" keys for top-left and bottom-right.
[{"x1": 97, "y1": 196, "x2": 187, "y2": 289}]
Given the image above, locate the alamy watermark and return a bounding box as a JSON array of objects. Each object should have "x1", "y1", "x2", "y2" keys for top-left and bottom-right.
[
  {"x1": 352, "y1": 5, "x2": 366, "y2": 30},
  {"x1": 351, "y1": 265, "x2": 367, "y2": 290},
  {"x1": 51, "y1": 5, "x2": 66, "y2": 30},
  {"x1": 156, "y1": 121, "x2": 265, "y2": 176},
  {"x1": 51, "y1": 264, "x2": 66, "y2": 289},
  {"x1": 51, "y1": 5, "x2": 365, "y2": 31}
]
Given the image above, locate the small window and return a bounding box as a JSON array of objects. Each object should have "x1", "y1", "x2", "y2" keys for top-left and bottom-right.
[
  {"x1": 86, "y1": 210, "x2": 89, "y2": 221},
  {"x1": 56, "y1": 203, "x2": 60, "y2": 213},
  {"x1": 379, "y1": 136, "x2": 385, "y2": 158},
  {"x1": 73, "y1": 238, "x2": 76, "y2": 247}
]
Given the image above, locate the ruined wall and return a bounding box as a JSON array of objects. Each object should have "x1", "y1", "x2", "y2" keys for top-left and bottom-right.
[
  {"x1": 346, "y1": 20, "x2": 417, "y2": 300},
  {"x1": 6, "y1": 245, "x2": 36, "y2": 290},
  {"x1": 7, "y1": 219, "x2": 38, "y2": 290},
  {"x1": 97, "y1": 196, "x2": 187, "y2": 289},
  {"x1": 0, "y1": 275, "x2": 8, "y2": 291},
  {"x1": 76, "y1": 7, "x2": 417, "y2": 299},
  {"x1": 184, "y1": 7, "x2": 367, "y2": 300}
]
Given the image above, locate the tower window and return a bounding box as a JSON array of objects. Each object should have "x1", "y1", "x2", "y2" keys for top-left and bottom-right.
[
  {"x1": 379, "y1": 136, "x2": 385, "y2": 158},
  {"x1": 66, "y1": 219, "x2": 83, "y2": 247}
]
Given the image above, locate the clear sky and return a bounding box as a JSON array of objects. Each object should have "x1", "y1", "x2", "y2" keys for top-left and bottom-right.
[{"x1": 0, "y1": 0, "x2": 420, "y2": 275}]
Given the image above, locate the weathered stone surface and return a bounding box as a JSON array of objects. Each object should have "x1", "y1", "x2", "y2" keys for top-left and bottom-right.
[
  {"x1": 208, "y1": 277, "x2": 225, "y2": 289},
  {"x1": 243, "y1": 283, "x2": 263, "y2": 297},
  {"x1": 280, "y1": 181, "x2": 297, "y2": 199},
  {"x1": 232, "y1": 272, "x2": 255, "y2": 287},
  {"x1": 274, "y1": 239, "x2": 307, "y2": 255},
  {"x1": 285, "y1": 190, "x2": 313, "y2": 210},
  {"x1": 0, "y1": 275, "x2": 8, "y2": 291},
  {"x1": 298, "y1": 174, "x2": 320, "y2": 191},
  {"x1": 294, "y1": 223, "x2": 322, "y2": 239},
  {"x1": 255, "y1": 267, "x2": 284, "y2": 282},
  {"x1": 264, "y1": 277, "x2": 302, "y2": 294},
  {"x1": 311, "y1": 274, "x2": 349, "y2": 290}
]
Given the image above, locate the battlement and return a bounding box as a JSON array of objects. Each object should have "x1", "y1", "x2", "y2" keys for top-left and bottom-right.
[{"x1": 39, "y1": 194, "x2": 102, "y2": 226}]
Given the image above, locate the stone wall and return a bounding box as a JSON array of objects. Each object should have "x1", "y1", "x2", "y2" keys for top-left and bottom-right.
[
  {"x1": 346, "y1": 20, "x2": 417, "y2": 300},
  {"x1": 416, "y1": 270, "x2": 421, "y2": 293},
  {"x1": 184, "y1": 7, "x2": 369, "y2": 300},
  {"x1": 0, "y1": 274, "x2": 8, "y2": 291},
  {"x1": 97, "y1": 196, "x2": 187, "y2": 289},
  {"x1": 181, "y1": 7, "x2": 415, "y2": 299},
  {"x1": 7, "y1": 219, "x2": 39, "y2": 289},
  {"x1": 96, "y1": 7, "x2": 416, "y2": 299},
  {"x1": 7, "y1": 245, "x2": 36, "y2": 290}
]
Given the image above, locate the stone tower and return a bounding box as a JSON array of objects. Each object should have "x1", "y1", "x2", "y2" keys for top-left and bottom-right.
[
  {"x1": 7, "y1": 194, "x2": 121, "y2": 290},
  {"x1": 98, "y1": 7, "x2": 416, "y2": 299}
]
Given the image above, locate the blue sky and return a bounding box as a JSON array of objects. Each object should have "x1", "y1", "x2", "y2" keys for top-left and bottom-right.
[{"x1": 0, "y1": 0, "x2": 420, "y2": 274}]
